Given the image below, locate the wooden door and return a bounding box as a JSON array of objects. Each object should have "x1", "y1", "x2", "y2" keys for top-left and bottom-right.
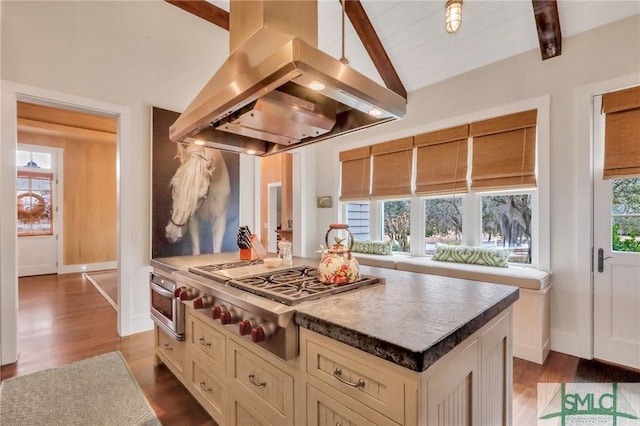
[{"x1": 17, "y1": 144, "x2": 61, "y2": 276}]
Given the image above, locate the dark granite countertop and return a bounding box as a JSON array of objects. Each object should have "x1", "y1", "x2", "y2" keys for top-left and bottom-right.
[
  {"x1": 295, "y1": 265, "x2": 519, "y2": 372},
  {"x1": 151, "y1": 254, "x2": 519, "y2": 372}
]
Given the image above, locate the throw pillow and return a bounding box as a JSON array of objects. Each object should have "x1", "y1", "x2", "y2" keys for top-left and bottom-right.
[
  {"x1": 351, "y1": 240, "x2": 370, "y2": 254},
  {"x1": 432, "y1": 244, "x2": 510, "y2": 267},
  {"x1": 369, "y1": 240, "x2": 392, "y2": 255}
]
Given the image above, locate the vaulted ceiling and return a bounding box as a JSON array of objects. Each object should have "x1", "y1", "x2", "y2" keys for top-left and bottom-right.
[{"x1": 168, "y1": 1, "x2": 640, "y2": 95}]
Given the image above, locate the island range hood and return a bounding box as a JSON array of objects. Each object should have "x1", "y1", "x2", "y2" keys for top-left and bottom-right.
[{"x1": 169, "y1": 0, "x2": 407, "y2": 156}]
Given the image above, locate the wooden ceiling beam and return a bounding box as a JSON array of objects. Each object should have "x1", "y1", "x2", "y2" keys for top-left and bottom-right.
[
  {"x1": 532, "y1": 0, "x2": 562, "y2": 60},
  {"x1": 164, "y1": 0, "x2": 229, "y2": 31},
  {"x1": 342, "y1": 0, "x2": 407, "y2": 98}
]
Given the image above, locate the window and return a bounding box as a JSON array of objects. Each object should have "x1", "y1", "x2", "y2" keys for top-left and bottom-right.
[
  {"x1": 339, "y1": 101, "x2": 548, "y2": 268},
  {"x1": 611, "y1": 178, "x2": 640, "y2": 252},
  {"x1": 16, "y1": 150, "x2": 52, "y2": 169},
  {"x1": 424, "y1": 197, "x2": 463, "y2": 255},
  {"x1": 383, "y1": 200, "x2": 411, "y2": 253},
  {"x1": 17, "y1": 171, "x2": 54, "y2": 236},
  {"x1": 481, "y1": 193, "x2": 532, "y2": 264},
  {"x1": 345, "y1": 202, "x2": 370, "y2": 241}
]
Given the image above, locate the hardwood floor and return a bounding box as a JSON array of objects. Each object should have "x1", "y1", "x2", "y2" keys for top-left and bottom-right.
[
  {"x1": 0, "y1": 273, "x2": 216, "y2": 426},
  {"x1": 2, "y1": 273, "x2": 638, "y2": 426}
]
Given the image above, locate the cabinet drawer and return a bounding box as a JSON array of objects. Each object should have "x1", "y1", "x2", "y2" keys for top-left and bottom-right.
[
  {"x1": 188, "y1": 315, "x2": 225, "y2": 369},
  {"x1": 156, "y1": 326, "x2": 185, "y2": 373},
  {"x1": 229, "y1": 396, "x2": 275, "y2": 426},
  {"x1": 307, "y1": 385, "x2": 401, "y2": 426},
  {"x1": 188, "y1": 357, "x2": 224, "y2": 421},
  {"x1": 305, "y1": 340, "x2": 405, "y2": 424},
  {"x1": 228, "y1": 341, "x2": 294, "y2": 421}
]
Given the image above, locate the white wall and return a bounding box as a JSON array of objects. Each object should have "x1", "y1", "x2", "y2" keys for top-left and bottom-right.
[
  {"x1": 0, "y1": 1, "x2": 249, "y2": 364},
  {"x1": 304, "y1": 15, "x2": 640, "y2": 359}
]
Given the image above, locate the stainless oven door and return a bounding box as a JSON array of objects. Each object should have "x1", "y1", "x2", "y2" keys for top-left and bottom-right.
[{"x1": 150, "y1": 273, "x2": 184, "y2": 340}]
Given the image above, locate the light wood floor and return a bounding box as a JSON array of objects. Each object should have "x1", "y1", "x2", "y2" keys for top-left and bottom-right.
[{"x1": 2, "y1": 273, "x2": 638, "y2": 426}]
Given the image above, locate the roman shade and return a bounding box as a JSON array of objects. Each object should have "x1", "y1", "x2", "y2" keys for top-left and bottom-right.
[
  {"x1": 470, "y1": 110, "x2": 537, "y2": 190},
  {"x1": 339, "y1": 146, "x2": 371, "y2": 201},
  {"x1": 370, "y1": 137, "x2": 414, "y2": 198},
  {"x1": 601, "y1": 85, "x2": 640, "y2": 179},
  {"x1": 414, "y1": 125, "x2": 469, "y2": 196}
]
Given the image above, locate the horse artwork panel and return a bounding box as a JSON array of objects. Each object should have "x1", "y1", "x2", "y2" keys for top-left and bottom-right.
[
  {"x1": 151, "y1": 107, "x2": 239, "y2": 258},
  {"x1": 165, "y1": 144, "x2": 231, "y2": 255}
]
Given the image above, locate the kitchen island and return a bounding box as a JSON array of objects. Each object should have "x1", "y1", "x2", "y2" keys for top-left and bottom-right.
[{"x1": 151, "y1": 254, "x2": 519, "y2": 425}]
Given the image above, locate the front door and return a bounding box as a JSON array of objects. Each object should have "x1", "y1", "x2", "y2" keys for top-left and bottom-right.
[
  {"x1": 593, "y1": 93, "x2": 640, "y2": 369},
  {"x1": 17, "y1": 145, "x2": 61, "y2": 277}
]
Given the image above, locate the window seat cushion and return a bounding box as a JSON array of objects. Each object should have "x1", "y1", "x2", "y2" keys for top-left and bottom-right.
[
  {"x1": 395, "y1": 257, "x2": 550, "y2": 291},
  {"x1": 352, "y1": 252, "x2": 399, "y2": 269}
]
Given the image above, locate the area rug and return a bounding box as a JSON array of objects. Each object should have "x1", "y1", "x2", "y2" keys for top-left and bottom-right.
[
  {"x1": 83, "y1": 270, "x2": 117, "y2": 311},
  {"x1": 0, "y1": 352, "x2": 161, "y2": 426}
]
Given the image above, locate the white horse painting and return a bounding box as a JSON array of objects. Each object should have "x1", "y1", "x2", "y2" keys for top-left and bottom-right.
[{"x1": 165, "y1": 144, "x2": 231, "y2": 255}]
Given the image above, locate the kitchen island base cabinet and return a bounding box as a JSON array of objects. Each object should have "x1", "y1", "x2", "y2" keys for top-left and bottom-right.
[
  {"x1": 171, "y1": 305, "x2": 511, "y2": 426},
  {"x1": 185, "y1": 313, "x2": 227, "y2": 425},
  {"x1": 307, "y1": 384, "x2": 402, "y2": 426},
  {"x1": 186, "y1": 353, "x2": 225, "y2": 421},
  {"x1": 301, "y1": 307, "x2": 513, "y2": 426},
  {"x1": 227, "y1": 340, "x2": 295, "y2": 426},
  {"x1": 154, "y1": 325, "x2": 185, "y2": 381}
]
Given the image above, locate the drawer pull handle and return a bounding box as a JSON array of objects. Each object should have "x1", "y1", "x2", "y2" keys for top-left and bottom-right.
[
  {"x1": 198, "y1": 337, "x2": 211, "y2": 347},
  {"x1": 336, "y1": 423, "x2": 343, "y2": 426},
  {"x1": 199, "y1": 381, "x2": 212, "y2": 392},
  {"x1": 333, "y1": 367, "x2": 365, "y2": 388},
  {"x1": 162, "y1": 343, "x2": 173, "y2": 350},
  {"x1": 248, "y1": 373, "x2": 266, "y2": 387}
]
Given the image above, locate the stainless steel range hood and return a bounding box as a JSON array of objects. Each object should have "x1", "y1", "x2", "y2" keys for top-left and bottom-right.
[{"x1": 169, "y1": 0, "x2": 407, "y2": 156}]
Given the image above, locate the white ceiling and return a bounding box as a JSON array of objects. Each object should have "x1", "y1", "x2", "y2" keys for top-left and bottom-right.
[{"x1": 207, "y1": 0, "x2": 640, "y2": 93}]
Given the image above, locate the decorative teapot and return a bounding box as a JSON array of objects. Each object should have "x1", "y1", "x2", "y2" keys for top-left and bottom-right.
[{"x1": 317, "y1": 224, "x2": 361, "y2": 285}]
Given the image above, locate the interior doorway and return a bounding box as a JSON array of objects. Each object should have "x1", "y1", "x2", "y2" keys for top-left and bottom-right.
[{"x1": 15, "y1": 99, "x2": 119, "y2": 318}]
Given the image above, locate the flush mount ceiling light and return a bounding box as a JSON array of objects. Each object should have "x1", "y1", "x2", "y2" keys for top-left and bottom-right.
[
  {"x1": 308, "y1": 81, "x2": 325, "y2": 91},
  {"x1": 445, "y1": 0, "x2": 463, "y2": 34}
]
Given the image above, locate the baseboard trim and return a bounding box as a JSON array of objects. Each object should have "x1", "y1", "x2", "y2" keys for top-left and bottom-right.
[
  {"x1": 514, "y1": 338, "x2": 551, "y2": 364},
  {"x1": 18, "y1": 265, "x2": 57, "y2": 277},
  {"x1": 124, "y1": 313, "x2": 154, "y2": 337},
  {"x1": 58, "y1": 261, "x2": 117, "y2": 275}
]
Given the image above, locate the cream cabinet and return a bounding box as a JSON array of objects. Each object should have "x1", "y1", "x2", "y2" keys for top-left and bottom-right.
[
  {"x1": 186, "y1": 352, "x2": 225, "y2": 421},
  {"x1": 301, "y1": 307, "x2": 513, "y2": 426},
  {"x1": 166, "y1": 305, "x2": 512, "y2": 426},
  {"x1": 227, "y1": 340, "x2": 295, "y2": 426},
  {"x1": 154, "y1": 325, "x2": 185, "y2": 380},
  {"x1": 185, "y1": 313, "x2": 227, "y2": 423},
  {"x1": 304, "y1": 338, "x2": 411, "y2": 424}
]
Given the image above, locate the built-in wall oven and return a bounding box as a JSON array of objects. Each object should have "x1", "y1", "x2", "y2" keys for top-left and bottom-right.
[{"x1": 150, "y1": 272, "x2": 184, "y2": 340}]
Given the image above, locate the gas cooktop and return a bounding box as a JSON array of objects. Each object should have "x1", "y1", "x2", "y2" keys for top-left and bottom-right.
[
  {"x1": 188, "y1": 263, "x2": 380, "y2": 306},
  {"x1": 190, "y1": 259, "x2": 264, "y2": 273}
]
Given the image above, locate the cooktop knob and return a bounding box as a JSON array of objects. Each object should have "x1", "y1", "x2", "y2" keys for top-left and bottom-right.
[
  {"x1": 251, "y1": 323, "x2": 276, "y2": 343},
  {"x1": 179, "y1": 287, "x2": 198, "y2": 301},
  {"x1": 193, "y1": 295, "x2": 213, "y2": 309},
  {"x1": 238, "y1": 320, "x2": 252, "y2": 336},
  {"x1": 211, "y1": 306, "x2": 222, "y2": 319},
  {"x1": 220, "y1": 309, "x2": 238, "y2": 325}
]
